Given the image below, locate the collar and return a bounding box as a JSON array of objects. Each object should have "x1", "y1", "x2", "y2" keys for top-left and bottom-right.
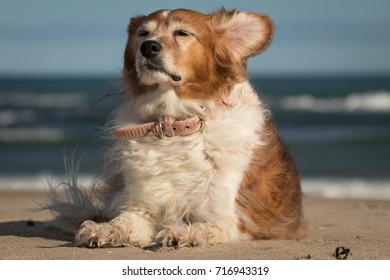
[{"x1": 113, "y1": 114, "x2": 205, "y2": 139}]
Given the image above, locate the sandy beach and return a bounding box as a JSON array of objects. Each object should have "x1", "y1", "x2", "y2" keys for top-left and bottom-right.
[{"x1": 0, "y1": 190, "x2": 389, "y2": 260}]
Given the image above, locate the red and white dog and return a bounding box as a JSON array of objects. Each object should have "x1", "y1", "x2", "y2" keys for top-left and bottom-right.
[{"x1": 49, "y1": 8, "x2": 305, "y2": 248}]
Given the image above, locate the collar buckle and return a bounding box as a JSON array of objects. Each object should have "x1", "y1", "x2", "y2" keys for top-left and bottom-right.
[
  {"x1": 196, "y1": 113, "x2": 206, "y2": 132},
  {"x1": 157, "y1": 116, "x2": 166, "y2": 139}
]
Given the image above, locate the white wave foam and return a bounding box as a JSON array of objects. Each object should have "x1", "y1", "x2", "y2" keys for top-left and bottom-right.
[
  {"x1": 0, "y1": 92, "x2": 88, "y2": 108},
  {"x1": 302, "y1": 178, "x2": 390, "y2": 200},
  {"x1": 0, "y1": 128, "x2": 66, "y2": 142},
  {"x1": 0, "y1": 109, "x2": 37, "y2": 125},
  {"x1": 1, "y1": 175, "x2": 389, "y2": 200},
  {"x1": 280, "y1": 126, "x2": 390, "y2": 142},
  {"x1": 0, "y1": 174, "x2": 94, "y2": 191},
  {"x1": 280, "y1": 91, "x2": 390, "y2": 113}
]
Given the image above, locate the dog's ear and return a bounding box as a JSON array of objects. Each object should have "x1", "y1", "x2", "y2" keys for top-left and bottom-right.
[
  {"x1": 124, "y1": 16, "x2": 147, "y2": 72},
  {"x1": 127, "y1": 15, "x2": 147, "y2": 35},
  {"x1": 211, "y1": 9, "x2": 274, "y2": 62}
]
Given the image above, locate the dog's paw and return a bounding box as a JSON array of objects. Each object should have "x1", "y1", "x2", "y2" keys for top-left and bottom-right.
[
  {"x1": 76, "y1": 218, "x2": 154, "y2": 248},
  {"x1": 155, "y1": 223, "x2": 229, "y2": 248},
  {"x1": 155, "y1": 225, "x2": 206, "y2": 248},
  {"x1": 76, "y1": 220, "x2": 125, "y2": 248}
]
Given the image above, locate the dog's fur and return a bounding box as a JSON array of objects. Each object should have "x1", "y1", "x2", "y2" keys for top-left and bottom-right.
[{"x1": 47, "y1": 8, "x2": 305, "y2": 248}]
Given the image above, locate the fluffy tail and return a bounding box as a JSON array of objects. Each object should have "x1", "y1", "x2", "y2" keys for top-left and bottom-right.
[{"x1": 43, "y1": 155, "x2": 105, "y2": 234}]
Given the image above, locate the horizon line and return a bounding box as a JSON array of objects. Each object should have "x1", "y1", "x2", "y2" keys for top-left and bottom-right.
[{"x1": 1, "y1": 71, "x2": 390, "y2": 80}]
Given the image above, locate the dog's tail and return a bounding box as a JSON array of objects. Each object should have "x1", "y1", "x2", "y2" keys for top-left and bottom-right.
[{"x1": 43, "y1": 155, "x2": 105, "y2": 234}]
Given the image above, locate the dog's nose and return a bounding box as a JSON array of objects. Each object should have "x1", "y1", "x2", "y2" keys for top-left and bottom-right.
[{"x1": 140, "y1": 40, "x2": 162, "y2": 59}]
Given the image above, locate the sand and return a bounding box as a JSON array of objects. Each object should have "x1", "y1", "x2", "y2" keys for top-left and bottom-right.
[{"x1": 0, "y1": 190, "x2": 389, "y2": 260}]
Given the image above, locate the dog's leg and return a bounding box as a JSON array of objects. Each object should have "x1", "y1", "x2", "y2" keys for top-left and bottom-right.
[{"x1": 76, "y1": 211, "x2": 155, "y2": 248}]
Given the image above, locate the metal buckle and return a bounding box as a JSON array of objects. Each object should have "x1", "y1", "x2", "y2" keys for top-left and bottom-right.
[
  {"x1": 196, "y1": 113, "x2": 206, "y2": 131},
  {"x1": 157, "y1": 116, "x2": 165, "y2": 139}
]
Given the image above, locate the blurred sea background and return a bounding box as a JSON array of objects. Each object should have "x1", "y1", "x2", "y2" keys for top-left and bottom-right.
[{"x1": 1, "y1": 0, "x2": 390, "y2": 199}]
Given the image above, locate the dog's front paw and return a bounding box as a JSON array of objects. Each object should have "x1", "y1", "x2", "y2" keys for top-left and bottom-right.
[
  {"x1": 156, "y1": 223, "x2": 229, "y2": 248},
  {"x1": 155, "y1": 225, "x2": 206, "y2": 248},
  {"x1": 76, "y1": 220, "x2": 125, "y2": 248}
]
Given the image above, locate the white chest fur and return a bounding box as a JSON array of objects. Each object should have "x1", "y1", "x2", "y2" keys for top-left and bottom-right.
[{"x1": 108, "y1": 82, "x2": 267, "y2": 235}]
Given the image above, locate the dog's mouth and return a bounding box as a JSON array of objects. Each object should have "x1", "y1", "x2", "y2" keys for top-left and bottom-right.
[
  {"x1": 144, "y1": 61, "x2": 164, "y2": 72},
  {"x1": 141, "y1": 60, "x2": 182, "y2": 82}
]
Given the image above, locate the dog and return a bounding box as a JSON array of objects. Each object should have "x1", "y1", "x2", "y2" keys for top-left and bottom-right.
[{"x1": 47, "y1": 8, "x2": 305, "y2": 248}]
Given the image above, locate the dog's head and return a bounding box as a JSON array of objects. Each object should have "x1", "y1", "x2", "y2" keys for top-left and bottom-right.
[{"x1": 123, "y1": 9, "x2": 273, "y2": 101}]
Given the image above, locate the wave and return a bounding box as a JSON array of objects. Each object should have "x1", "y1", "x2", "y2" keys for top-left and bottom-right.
[
  {"x1": 302, "y1": 178, "x2": 390, "y2": 200},
  {"x1": 1, "y1": 175, "x2": 389, "y2": 200},
  {"x1": 0, "y1": 92, "x2": 89, "y2": 109},
  {"x1": 0, "y1": 109, "x2": 37, "y2": 125},
  {"x1": 280, "y1": 126, "x2": 390, "y2": 142},
  {"x1": 0, "y1": 128, "x2": 67, "y2": 142},
  {"x1": 279, "y1": 91, "x2": 390, "y2": 113},
  {"x1": 0, "y1": 174, "x2": 94, "y2": 191}
]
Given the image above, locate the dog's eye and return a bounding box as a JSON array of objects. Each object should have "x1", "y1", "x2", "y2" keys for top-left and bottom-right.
[
  {"x1": 139, "y1": 31, "x2": 149, "y2": 37},
  {"x1": 173, "y1": 30, "x2": 191, "y2": 37}
]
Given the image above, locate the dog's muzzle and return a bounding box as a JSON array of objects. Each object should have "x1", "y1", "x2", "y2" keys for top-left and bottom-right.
[{"x1": 139, "y1": 40, "x2": 182, "y2": 82}]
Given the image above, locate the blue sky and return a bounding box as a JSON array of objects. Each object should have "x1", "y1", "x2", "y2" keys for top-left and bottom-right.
[{"x1": 1, "y1": 0, "x2": 389, "y2": 76}]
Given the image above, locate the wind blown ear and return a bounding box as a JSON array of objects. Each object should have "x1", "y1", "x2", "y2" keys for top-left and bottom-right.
[
  {"x1": 211, "y1": 9, "x2": 274, "y2": 62},
  {"x1": 124, "y1": 15, "x2": 146, "y2": 72},
  {"x1": 127, "y1": 15, "x2": 147, "y2": 35}
]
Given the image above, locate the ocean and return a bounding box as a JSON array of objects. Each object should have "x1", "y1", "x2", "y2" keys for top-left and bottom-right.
[{"x1": 1, "y1": 75, "x2": 390, "y2": 199}]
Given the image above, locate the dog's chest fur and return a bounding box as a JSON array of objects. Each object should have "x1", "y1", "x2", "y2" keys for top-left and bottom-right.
[{"x1": 109, "y1": 82, "x2": 266, "y2": 227}]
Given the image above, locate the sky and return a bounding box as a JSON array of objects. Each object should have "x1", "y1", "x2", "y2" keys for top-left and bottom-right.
[{"x1": 1, "y1": 0, "x2": 390, "y2": 76}]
